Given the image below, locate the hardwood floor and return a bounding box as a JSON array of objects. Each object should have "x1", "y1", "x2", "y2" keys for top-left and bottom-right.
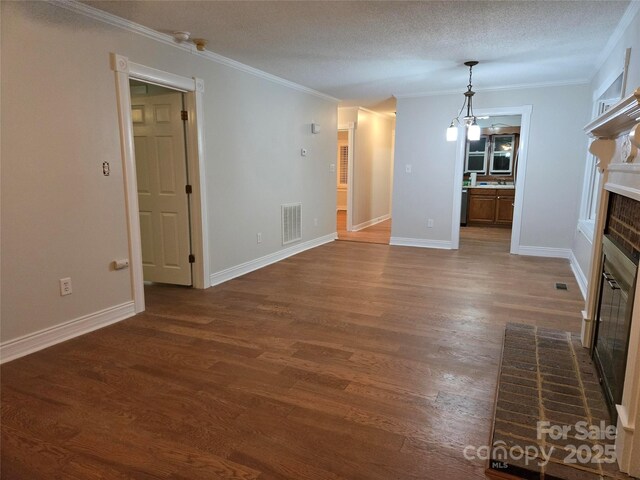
[
  {"x1": 1, "y1": 237, "x2": 584, "y2": 480},
  {"x1": 336, "y1": 210, "x2": 391, "y2": 244}
]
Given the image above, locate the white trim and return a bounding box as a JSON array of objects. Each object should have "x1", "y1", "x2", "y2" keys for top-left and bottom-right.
[
  {"x1": 450, "y1": 129, "x2": 467, "y2": 250},
  {"x1": 112, "y1": 54, "x2": 210, "y2": 312},
  {"x1": 390, "y1": 237, "x2": 453, "y2": 250},
  {"x1": 113, "y1": 56, "x2": 145, "y2": 313},
  {"x1": 394, "y1": 79, "x2": 589, "y2": 99},
  {"x1": 452, "y1": 105, "x2": 533, "y2": 255},
  {"x1": 607, "y1": 164, "x2": 640, "y2": 174},
  {"x1": 185, "y1": 81, "x2": 211, "y2": 288},
  {"x1": 358, "y1": 107, "x2": 395, "y2": 119},
  {"x1": 605, "y1": 182, "x2": 640, "y2": 202},
  {"x1": 48, "y1": 0, "x2": 339, "y2": 103},
  {"x1": 0, "y1": 302, "x2": 135, "y2": 364},
  {"x1": 617, "y1": 404, "x2": 635, "y2": 433},
  {"x1": 209, "y1": 234, "x2": 336, "y2": 287},
  {"x1": 569, "y1": 250, "x2": 588, "y2": 299},
  {"x1": 577, "y1": 219, "x2": 595, "y2": 243},
  {"x1": 516, "y1": 246, "x2": 572, "y2": 258},
  {"x1": 352, "y1": 214, "x2": 391, "y2": 232},
  {"x1": 594, "y1": 0, "x2": 640, "y2": 74}
]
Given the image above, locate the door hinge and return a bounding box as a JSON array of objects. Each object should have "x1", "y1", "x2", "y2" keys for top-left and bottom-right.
[
  {"x1": 181, "y1": 110, "x2": 188, "y2": 121},
  {"x1": 185, "y1": 184, "x2": 192, "y2": 194},
  {"x1": 188, "y1": 254, "x2": 195, "y2": 263}
]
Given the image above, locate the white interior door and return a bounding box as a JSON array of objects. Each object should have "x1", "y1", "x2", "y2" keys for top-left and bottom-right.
[{"x1": 132, "y1": 92, "x2": 192, "y2": 285}]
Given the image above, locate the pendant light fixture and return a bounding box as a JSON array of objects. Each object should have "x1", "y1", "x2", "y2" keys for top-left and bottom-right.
[{"x1": 446, "y1": 61, "x2": 481, "y2": 142}]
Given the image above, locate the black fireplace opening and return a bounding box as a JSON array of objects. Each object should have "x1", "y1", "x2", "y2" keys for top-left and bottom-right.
[{"x1": 592, "y1": 233, "x2": 638, "y2": 423}]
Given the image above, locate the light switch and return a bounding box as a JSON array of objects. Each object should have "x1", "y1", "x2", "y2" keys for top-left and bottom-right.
[
  {"x1": 330, "y1": 164, "x2": 335, "y2": 172},
  {"x1": 301, "y1": 148, "x2": 307, "y2": 157},
  {"x1": 405, "y1": 164, "x2": 412, "y2": 173}
]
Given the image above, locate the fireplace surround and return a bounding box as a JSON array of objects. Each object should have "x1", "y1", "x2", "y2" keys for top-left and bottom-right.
[{"x1": 583, "y1": 87, "x2": 640, "y2": 476}]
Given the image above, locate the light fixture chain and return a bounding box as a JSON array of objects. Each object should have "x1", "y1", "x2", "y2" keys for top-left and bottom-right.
[{"x1": 446, "y1": 61, "x2": 480, "y2": 142}]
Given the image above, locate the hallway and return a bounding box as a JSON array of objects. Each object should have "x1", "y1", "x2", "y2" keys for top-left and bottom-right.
[{"x1": 336, "y1": 210, "x2": 391, "y2": 244}]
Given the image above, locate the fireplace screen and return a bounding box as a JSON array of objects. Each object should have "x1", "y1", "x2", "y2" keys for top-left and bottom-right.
[{"x1": 593, "y1": 235, "x2": 638, "y2": 421}]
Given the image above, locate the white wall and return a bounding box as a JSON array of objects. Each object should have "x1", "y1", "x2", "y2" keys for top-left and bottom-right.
[
  {"x1": 337, "y1": 107, "x2": 394, "y2": 227},
  {"x1": 351, "y1": 109, "x2": 394, "y2": 228},
  {"x1": 338, "y1": 107, "x2": 358, "y2": 125},
  {"x1": 571, "y1": 3, "x2": 640, "y2": 287},
  {"x1": 1, "y1": 2, "x2": 337, "y2": 344},
  {"x1": 392, "y1": 84, "x2": 591, "y2": 248}
]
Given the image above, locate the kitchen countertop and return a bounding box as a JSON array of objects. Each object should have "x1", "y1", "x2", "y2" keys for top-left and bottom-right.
[{"x1": 464, "y1": 184, "x2": 515, "y2": 189}]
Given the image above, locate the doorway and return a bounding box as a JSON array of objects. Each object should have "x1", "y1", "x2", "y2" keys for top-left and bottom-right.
[
  {"x1": 112, "y1": 53, "x2": 209, "y2": 314},
  {"x1": 452, "y1": 105, "x2": 532, "y2": 253},
  {"x1": 130, "y1": 80, "x2": 193, "y2": 285},
  {"x1": 459, "y1": 114, "x2": 521, "y2": 251},
  {"x1": 335, "y1": 121, "x2": 393, "y2": 245}
]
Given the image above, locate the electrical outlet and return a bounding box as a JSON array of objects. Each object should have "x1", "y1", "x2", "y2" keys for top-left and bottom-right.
[
  {"x1": 59, "y1": 277, "x2": 72, "y2": 296},
  {"x1": 257, "y1": 232, "x2": 262, "y2": 244},
  {"x1": 427, "y1": 219, "x2": 434, "y2": 228},
  {"x1": 405, "y1": 164, "x2": 412, "y2": 173},
  {"x1": 330, "y1": 164, "x2": 335, "y2": 172}
]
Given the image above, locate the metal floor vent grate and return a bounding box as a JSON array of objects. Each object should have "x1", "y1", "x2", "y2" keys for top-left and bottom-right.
[
  {"x1": 555, "y1": 282, "x2": 568, "y2": 290},
  {"x1": 282, "y1": 203, "x2": 302, "y2": 245}
]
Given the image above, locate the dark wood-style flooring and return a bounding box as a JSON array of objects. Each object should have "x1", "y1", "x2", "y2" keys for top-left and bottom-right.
[
  {"x1": 336, "y1": 210, "x2": 391, "y2": 244},
  {"x1": 1, "y1": 232, "x2": 584, "y2": 479}
]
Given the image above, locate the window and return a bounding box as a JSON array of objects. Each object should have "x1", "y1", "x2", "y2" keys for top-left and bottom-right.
[
  {"x1": 338, "y1": 145, "x2": 348, "y2": 186},
  {"x1": 578, "y1": 72, "x2": 624, "y2": 239},
  {"x1": 489, "y1": 135, "x2": 515, "y2": 175},
  {"x1": 465, "y1": 136, "x2": 489, "y2": 173}
]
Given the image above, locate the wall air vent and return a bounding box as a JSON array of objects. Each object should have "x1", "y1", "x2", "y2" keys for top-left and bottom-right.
[{"x1": 282, "y1": 203, "x2": 302, "y2": 245}]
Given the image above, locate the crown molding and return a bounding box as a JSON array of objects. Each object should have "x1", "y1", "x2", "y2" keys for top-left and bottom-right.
[
  {"x1": 357, "y1": 107, "x2": 395, "y2": 119},
  {"x1": 593, "y1": 0, "x2": 640, "y2": 75},
  {"x1": 47, "y1": 0, "x2": 339, "y2": 103},
  {"x1": 394, "y1": 79, "x2": 589, "y2": 99}
]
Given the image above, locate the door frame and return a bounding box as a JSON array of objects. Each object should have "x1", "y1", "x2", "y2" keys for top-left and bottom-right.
[
  {"x1": 338, "y1": 122, "x2": 355, "y2": 231},
  {"x1": 451, "y1": 104, "x2": 532, "y2": 254},
  {"x1": 111, "y1": 53, "x2": 210, "y2": 313}
]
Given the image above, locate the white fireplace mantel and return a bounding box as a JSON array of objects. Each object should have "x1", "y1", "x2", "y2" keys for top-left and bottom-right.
[{"x1": 583, "y1": 86, "x2": 640, "y2": 476}]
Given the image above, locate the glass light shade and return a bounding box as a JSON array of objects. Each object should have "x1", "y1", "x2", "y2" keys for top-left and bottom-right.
[
  {"x1": 467, "y1": 123, "x2": 481, "y2": 141},
  {"x1": 446, "y1": 124, "x2": 458, "y2": 142}
]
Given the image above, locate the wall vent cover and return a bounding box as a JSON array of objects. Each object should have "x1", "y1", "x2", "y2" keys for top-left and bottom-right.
[
  {"x1": 282, "y1": 203, "x2": 302, "y2": 245},
  {"x1": 339, "y1": 145, "x2": 349, "y2": 185}
]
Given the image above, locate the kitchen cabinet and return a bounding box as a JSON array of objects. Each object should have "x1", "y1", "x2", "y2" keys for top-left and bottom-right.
[
  {"x1": 467, "y1": 188, "x2": 514, "y2": 226},
  {"x1": 495, "y1": 193, "x2": 515, "y2": 224},
  {"x1": 468, "y1": 189, "x2": 496, "y2": 224}
]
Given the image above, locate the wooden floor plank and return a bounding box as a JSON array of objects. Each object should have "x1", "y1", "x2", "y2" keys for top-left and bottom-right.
[
  {"x1": 1, "y1": 229, "x2": 584, "y2": 479},
  {"x1": 336, "y1": 210, "x2": 391, "y2": 244}
]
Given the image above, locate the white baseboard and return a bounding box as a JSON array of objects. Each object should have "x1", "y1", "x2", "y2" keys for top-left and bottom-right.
[
  {"x1": 390, "y1": 237, "x2": 453, "y2": 249},
  {"x1": 210, "y1": 233, "x2": 336, "y2": 287},
  {"x1": 517, "y1": 246, "x2": 572, "y2": 259},
  {"x1": 352, "y1": 214, "x2": 390, "y2": 232},
  {"x1": 0, "y1": 301, "x2": 136, "y2": 364},
  {"x1": 569, "y1": 250, "x2": 588, "y2": 299}
]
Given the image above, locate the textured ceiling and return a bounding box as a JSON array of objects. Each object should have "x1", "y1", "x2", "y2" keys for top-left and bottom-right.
[{"x1": 84, "y1": 0, "x2": 631, "y2": 112}]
